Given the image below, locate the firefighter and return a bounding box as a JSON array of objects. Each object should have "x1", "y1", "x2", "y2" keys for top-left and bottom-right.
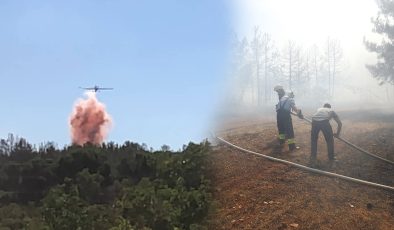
[
  {"x1": 274, "y1": 86, "x2": 303, "y2": 151},
  {"x1": 309, "y1": 103, "x2": 342, "y2": 167}
]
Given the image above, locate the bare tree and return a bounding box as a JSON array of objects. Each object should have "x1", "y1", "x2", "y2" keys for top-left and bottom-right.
[
  {"x1": 229, "y1": 29, "x2": 348, "y2": 105},
  {"x1": 281, "y1": 40, "x2": 298, "y2": 90},
  {"x1": 323, "y1": 37, "x2": 343, "y2": 97},
  {"x1": 325, "y1": 37, "x2": 332, "y2": 97},
  {"x1": 292, "y1": 46, "x2": 313, "y2": 97},
  {"x1": 268, "y1": 49, "x2": 282, "y2": 99},
  {"x1": 229, "y1": 34, "x2": 252, "y2": 105},
  {"x1": 261, "y1": 33, "x2": 279, "y2": 102},
  {"x1": 250, "y1": 26, "x2": 263, "y2": 106},
  {"x1": 311, "y1": 44, "x2": 320, "y2": 87},
  {"x1": 305, "y1": 51, "x2": 310, "y2": 83},
  {"x1": 364, "y1": 0, "x2": 394, "y2": 85},
  {"x1": 331, "y1": 39, "x2": 343, "y2": 96},
  {"x1": 294, "y1": 47, "x2": 304, "y2": 86}
]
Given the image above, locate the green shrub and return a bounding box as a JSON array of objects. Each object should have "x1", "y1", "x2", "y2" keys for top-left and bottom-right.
[{"x1": 0, "y1": 140, "x2": 212, "y2": 230}]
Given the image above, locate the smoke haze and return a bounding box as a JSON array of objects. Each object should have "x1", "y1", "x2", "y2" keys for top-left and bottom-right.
[
  {"x1": 69, "y1": 92, "x2": 112, "y2": 145},
  {"x1": 220, "y1": 0, "x2": 394, "y2": 116}
]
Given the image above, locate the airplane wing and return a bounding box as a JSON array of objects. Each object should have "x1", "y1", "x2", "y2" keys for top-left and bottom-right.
[
  {"x1": 79, "y1": 86, "x2": 114, "y2": 91},
  {"x1": 80, "y1": 87, "x2": 95, "y2": 90},
  {"x1": 97, "y1": 88, "x2": 114, "y2": 90}
]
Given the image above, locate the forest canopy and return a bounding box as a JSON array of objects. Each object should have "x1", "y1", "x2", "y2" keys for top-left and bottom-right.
[{"x1": 0, "y1": 134, "x2": 212, "y2": 230}]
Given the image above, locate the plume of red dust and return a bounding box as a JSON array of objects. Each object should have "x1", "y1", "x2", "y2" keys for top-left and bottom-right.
[{"x1": 69, "y1": 92, "x2": 112, "y2": 146}]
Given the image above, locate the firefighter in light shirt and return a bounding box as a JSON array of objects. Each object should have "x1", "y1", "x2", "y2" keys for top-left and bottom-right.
[{"x1": 310, "y1": 103, "x2": 342, "y2": 167}]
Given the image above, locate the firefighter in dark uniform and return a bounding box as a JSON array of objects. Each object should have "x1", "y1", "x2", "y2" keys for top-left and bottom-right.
[
  {"x1": 274, "y1": 86, "x2": 303, "y2": 151},
  {"x1": 310, "y1": 103, "x2": 342, "y2": 167}
]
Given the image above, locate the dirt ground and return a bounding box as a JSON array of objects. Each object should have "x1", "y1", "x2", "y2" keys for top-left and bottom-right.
[{"x1": 208, "y1": 110, "x2": 394, "y2": 230}]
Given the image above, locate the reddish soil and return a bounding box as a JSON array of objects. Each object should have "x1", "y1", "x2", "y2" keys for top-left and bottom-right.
[{"x1": 208, "y1": 110, "x2": 394, "y2": 230}]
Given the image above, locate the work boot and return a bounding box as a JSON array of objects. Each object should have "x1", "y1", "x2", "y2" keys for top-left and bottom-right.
[
  {"x1": 288, "y1": 143, "x2": 296, "y2": 151},
  {"x1": 308, "y1": 157, "x2": 317, "y2": 168},
  {"x1": 278, "y1": 139, "x2": 285, "y2": 145},
  {"x1": 328, "y1": 156, "x2": 338, "y2": 169}
]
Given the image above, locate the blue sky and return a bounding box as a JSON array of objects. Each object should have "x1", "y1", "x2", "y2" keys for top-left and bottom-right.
[{"x1": 0, "y1": 0, "x2": 232, "y2": 149}]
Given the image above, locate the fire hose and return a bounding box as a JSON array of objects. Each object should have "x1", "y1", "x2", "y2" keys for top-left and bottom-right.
[
  {"x1": 214, "y1": 134, "x2": 394, "y2": 192},
  {"x1": 291, "y1": 112, "x2": 394, "y2": 165}
]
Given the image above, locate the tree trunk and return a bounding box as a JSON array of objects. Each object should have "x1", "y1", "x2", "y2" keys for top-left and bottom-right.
[
  {"x1": 289, "y1": 48, "x2": 292, "y2": 90},
  {"x1": 327, "y1": 38, "x2": 331, "y2": 98},
  {"x1": 332, "y1": 45, "x2": 336, "y2": 97},
  {"x1": 264, "y1": 44, "x2": 268, "y2": 103},
  {"x1": 314, "y1": 48, "x2": 318, "y2": 87},
  {"x1": 256, "y1": 54, "x2": 260, "y2": 107}
]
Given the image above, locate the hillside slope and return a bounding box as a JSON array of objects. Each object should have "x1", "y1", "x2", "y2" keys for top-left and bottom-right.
[{"x1": 208, "y1": 111, "x2": 394, "y2": 229}]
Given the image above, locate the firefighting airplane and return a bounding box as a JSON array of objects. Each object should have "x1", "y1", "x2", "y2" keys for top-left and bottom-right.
[{"x1": 79, "y1": 85, "x2": 113, "y2": 92}]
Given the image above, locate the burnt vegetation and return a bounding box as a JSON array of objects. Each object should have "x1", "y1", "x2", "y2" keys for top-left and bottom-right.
[{"x1": 0, "y1": 134, "x2": 212, "y2": 230}]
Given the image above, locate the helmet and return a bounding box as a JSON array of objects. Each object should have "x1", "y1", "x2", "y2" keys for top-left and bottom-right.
[{"x1": 274, "y1": 85, "x2": 284, "y2": 92}]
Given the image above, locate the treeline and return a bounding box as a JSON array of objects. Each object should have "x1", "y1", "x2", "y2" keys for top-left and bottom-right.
[
  {"x1": 0, "y1": 134, "x2": 212, "y2": 230},
  {"x1": 229, "y1": 27, "x2": 344, "y2": 107}
]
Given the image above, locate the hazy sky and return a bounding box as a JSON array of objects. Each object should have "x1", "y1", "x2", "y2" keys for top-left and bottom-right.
[
  {"x1": 231, "y1": 0, "x2": 378, "y2": 45},
  {"x1": 0, "y1": 0, "x2": 231, "y2": 149},
  {"x1": 0, "y1": 0, "x2": 388, "y2": 149},
  {"x1": 229, "y1": 0, "x2": 389, "y2": 104}
]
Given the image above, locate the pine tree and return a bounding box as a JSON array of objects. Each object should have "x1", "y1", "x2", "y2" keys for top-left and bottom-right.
[{"x1": 365, "y1": 0, "x2": 394, "y2": 85}]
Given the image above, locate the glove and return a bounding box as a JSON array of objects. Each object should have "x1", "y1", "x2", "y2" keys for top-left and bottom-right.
[{"x1": 297, "y1": 110, "x2": 304, "y2": 119}]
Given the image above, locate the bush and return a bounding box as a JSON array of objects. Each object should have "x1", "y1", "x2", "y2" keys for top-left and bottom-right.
[{"x1": 0, "y1": 139, "x2": 212, "y2": 230}]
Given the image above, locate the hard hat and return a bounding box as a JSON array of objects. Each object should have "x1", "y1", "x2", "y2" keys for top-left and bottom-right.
[{"x1": 274, "y1": 85, "x2": 284, "y2": 92}]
